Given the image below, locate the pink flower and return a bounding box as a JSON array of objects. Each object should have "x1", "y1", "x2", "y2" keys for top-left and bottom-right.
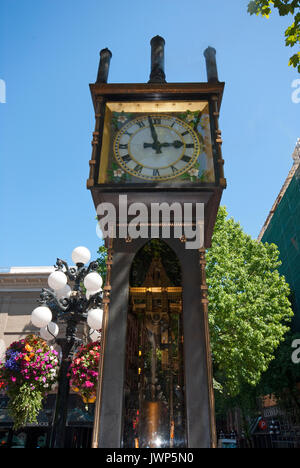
[
  {"x1": 11, "y1": 377, "x2": 16, "y2": 382},
  {"x1": 85, "y1": 381, "x2": 94, "y2": 388}
]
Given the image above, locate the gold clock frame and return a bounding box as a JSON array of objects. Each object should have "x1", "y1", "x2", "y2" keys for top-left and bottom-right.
[{"x1": 97, "y1": 100, "x2": 212, "y2": 184}]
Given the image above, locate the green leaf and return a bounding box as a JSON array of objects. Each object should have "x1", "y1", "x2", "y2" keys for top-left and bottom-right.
[{"x1": 248, "y1": 0, "x2": 300, "y2": 72}]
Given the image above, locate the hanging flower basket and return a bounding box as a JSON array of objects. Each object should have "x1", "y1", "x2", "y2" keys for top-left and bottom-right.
[
  {"x1": 68, "y1": 341, "x2": 101, "y2": 406},
  {"x1": 0, "y1": 335, "x2": 59, "y2": 430}
]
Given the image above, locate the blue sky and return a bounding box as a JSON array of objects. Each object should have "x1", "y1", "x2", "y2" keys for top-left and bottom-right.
[{"x1": 0, "y1": 0, "x2": 299, "y2": 267}]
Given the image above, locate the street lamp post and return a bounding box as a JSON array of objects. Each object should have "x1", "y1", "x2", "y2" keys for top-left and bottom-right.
[{"x1": 30, "y1": 247, "x2": 104, "y2": 449}]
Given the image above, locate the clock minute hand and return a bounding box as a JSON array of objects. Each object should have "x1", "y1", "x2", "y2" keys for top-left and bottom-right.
[{"x1": 148, "y1": 116, "x2": 162, "y2": 154}]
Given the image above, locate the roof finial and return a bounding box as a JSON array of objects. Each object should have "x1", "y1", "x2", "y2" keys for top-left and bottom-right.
[
  {"x1": 96, "y1": 48, "x2": 112, "y2": 84},
  {"x1": 148, "y1": 36, "x2": 166, "y2": 84},
  {"x1": 204, "y1": 47, "x2": 219, "y2": 83}
]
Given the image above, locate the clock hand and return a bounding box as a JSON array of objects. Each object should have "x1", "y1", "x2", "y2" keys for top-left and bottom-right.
[
  {"x1": 160, "y1": 140, "x2": 184, "y2": 149},
  {"x1": 143, "y1": 140, "x2": 184, "y2": 150},
  {"x1": 148, "y1": 116, "x2": 162, "y2": 154}
]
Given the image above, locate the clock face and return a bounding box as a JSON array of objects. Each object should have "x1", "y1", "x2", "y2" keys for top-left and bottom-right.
[{"x1": 113, "y1": 114, "x2": 201, "y2": 181}]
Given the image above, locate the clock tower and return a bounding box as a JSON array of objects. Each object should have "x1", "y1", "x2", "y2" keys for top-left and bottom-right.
[{"x1": 87, "y1": 37, "x2": 226, "y2": 448}]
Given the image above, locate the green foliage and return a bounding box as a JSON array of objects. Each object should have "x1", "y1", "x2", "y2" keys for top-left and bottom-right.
[
  {"x1": 248, "y1": 0, "x2": 300, "y2": 72},
  {"x1": 258, "y1": 332, "x2": 300, "y2": 411},
  {"x1": 97, "y1": 244, "x2": 108, "y2": 283},
  {"x1": 207, "y1": 207, "x2": 293, "y2": 397},
  {"x1": 6, "y1": 384, "x2": 44, "y2": 430}
]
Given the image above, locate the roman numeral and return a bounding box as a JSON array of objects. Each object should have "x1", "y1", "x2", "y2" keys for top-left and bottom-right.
[
  {"x1": 181, "y1": 131, "x2": 189, "y2": 136},
  {"x1": 153, "y1": 118, "x2": 161, "y2": 125},
  {"x1": 153, "y1": 169, "x2": 160, "y2": 177},
  {"x1": 182, "y1": 155, "x2": 192, "y2": 163},
  {"x1": 119, "y1": 144, "x2": 128, "y2": 150},
  {"x1": 136, "y1": 121, "x2": 145, "y2": 128},
  {"x1": 122, "y1": 154, "x2": 131, "y2": 163},
  {"x1": 185, "y1": 143, "x2": 194, "y2": 148},
  {"x1": 134, "y1": 164, "x2": 143, "y2": 174},
  {"x1": 171, "y1": 166, "x2": 178, "y2": 174}
]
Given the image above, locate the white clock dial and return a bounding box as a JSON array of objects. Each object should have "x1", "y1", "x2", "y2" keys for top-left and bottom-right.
[{"x1": 113, "y1": 114, "x2": 201, "y2": 181}]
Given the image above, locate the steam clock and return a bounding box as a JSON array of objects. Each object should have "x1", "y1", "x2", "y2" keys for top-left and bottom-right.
[{"x1": 87, "y1": 37, "x2": 226, "y2": 448}]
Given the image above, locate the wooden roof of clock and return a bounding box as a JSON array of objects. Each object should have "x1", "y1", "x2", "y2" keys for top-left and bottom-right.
[
  {"x1": 89, "y1": 81, "x2": 224, "y2": 111},
  {"x1": 89, "y1": 37, "x2": 224, "y2": 109}
]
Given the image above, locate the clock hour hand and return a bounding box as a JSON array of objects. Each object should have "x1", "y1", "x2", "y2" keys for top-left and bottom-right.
[
  {"x1": 160, "y1": 140, "x2": 184, "y2": 149},
  {"x1": 143, "y1": 139, "x2": 184, "y2": 151}
]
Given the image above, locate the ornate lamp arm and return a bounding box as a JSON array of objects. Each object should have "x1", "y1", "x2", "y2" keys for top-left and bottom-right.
[
  {"x1": 55, "y1": 258, "x2": 77, "y2": 281},
  {"x1": 39, "y1": 288, "x2": 70, "y2": 313}
]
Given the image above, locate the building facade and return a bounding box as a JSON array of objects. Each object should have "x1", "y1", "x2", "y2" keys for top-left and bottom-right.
[
  {"x1": 258, "y1": 139, "x2": 300, "y2": 331},
  {"x1": 0, "y1": 267, "x2": 54, "y2": 359},
  {"x1": 255, "y1": 139, "x2": 300, "y2": 448}
]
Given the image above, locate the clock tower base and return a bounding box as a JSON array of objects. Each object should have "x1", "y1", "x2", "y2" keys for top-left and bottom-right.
[{"x1": 97, "y1": 236, "x2": 216, "y2": 448}]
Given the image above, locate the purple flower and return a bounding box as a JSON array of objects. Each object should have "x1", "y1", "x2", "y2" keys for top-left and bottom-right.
[{"x1": 4, "y1": 350, "x2": 22, "y2": 371}]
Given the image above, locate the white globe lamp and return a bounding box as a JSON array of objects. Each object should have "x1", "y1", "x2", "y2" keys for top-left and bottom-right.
[
  {"x1": 84, "y1": 272, "x2": 103, "y2": 292},
  {"x1": 72, "y1": 246, "x2": 91, "y2": 265},
  {"x1": 48, "y1": 271, "x2": 67, "y2": 291},
  {"x1": 56, "y1": 284, "x2": 72, "y2": 300},
  {"x1": 31, "y1": 306, "x2": 52, "y2": 328},
  {"x1": 90, "y1": 329, "x2": 101, "y2": 341},
  {"x1": 87, "y1": 308, "x2": 103, "y2": 330},
  {"x1": 86, "y1": 288, "x2": 102, "y2": 300},
  {"x1": 40, "y1": 322, "x2": 59, "y2": 341}
]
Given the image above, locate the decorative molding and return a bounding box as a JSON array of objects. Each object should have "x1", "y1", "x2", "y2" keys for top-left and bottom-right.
[
  {"x1": 211, "y1": 95, "x2": 226, "y2": 189},
  {"x1": 199, "y1": 248, "x2": 217, "y2": 448},
  {"x1": 92, "y1": 236, "x2": 113, "y2": 448},
  {"x1": 87, "y1": 98, "x2": 104, "y2": 189},
  {"x1": 0, "y1": 268, "x2": 52, "y2": 290}
]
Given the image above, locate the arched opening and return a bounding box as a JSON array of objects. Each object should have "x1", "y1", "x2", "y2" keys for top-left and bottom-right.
[{"x1": 122, "y1": 240, "x2": 186, "y2": 448}]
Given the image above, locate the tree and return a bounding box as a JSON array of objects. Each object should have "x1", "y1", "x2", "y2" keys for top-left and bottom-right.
[
  {"x1": 248, "y1": 0, "x2": 300, "y2": 72},
  {"x1": 206, "y1": 206, "x2": 293, "y2": 397},
  {"x1": 97, "y1": 244, "x2": 108, "y2": 283},
  {"x1": 258, "y1": 331, "x2": 300, "y2": 412}
]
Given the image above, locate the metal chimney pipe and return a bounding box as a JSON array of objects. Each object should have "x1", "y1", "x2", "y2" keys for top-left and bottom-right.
[
  {"x1": 204, "y1": 47, "x2": 219, "y2": 83},
  {"x1": 96, "y1": 48, "x2": 112, "y2": 84},
  {"x1": 148, "y1": 35, "x2": 166, "y2": 83}
]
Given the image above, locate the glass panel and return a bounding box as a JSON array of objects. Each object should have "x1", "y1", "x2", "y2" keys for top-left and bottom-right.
[
  {"x1": 35, "y1": 431, "x2": 48, "y2": 449},
  {"x1": 123, "y1": 243, "x2": 186, "y2": 448},
  {"x1": 11, "y1": 432, "x2": 27, "y2": 448},
  {"x1": 99, "y1": 101, "x2": 215, "y2": 186}
]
